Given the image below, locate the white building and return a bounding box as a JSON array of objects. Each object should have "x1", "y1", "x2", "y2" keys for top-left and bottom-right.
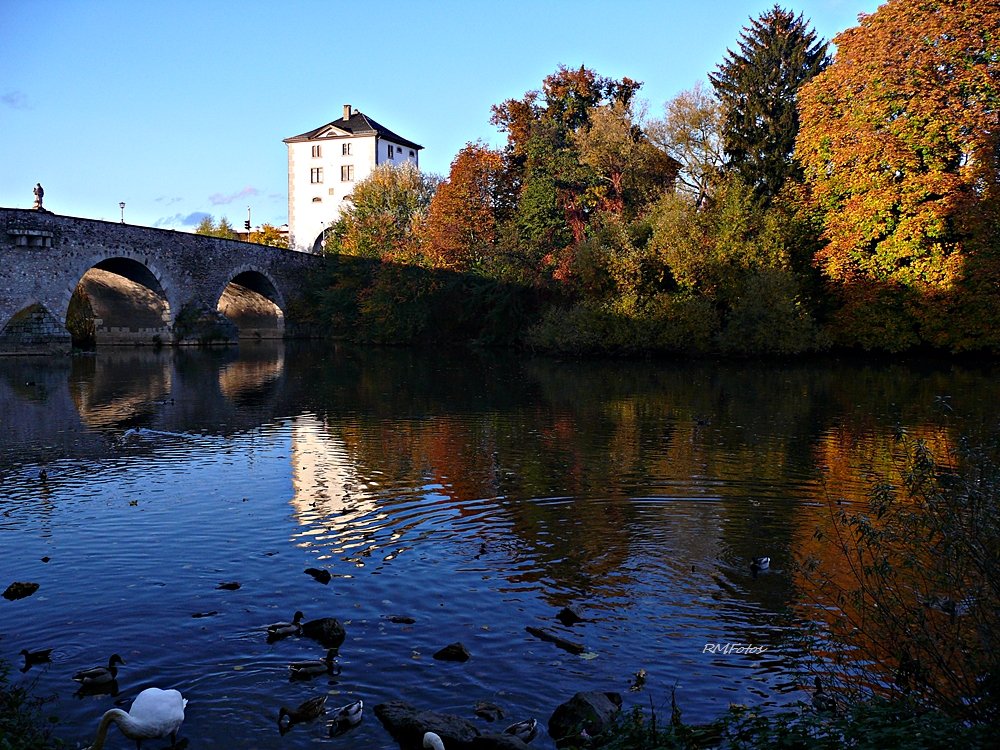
[{"x1": 284, "y1": 105, "x2": 423, "y2": 253}]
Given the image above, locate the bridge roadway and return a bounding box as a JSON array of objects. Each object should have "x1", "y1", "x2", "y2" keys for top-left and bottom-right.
[{"x1": 0, "y1": 207, "x2": 321, "y2": 353}]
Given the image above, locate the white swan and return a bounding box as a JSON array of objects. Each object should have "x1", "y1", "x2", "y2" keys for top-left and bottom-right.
[
  {"x1": 87, "y1": 687, "x2": 187, "y2": 750},
  {"x1": 423, "y1": 731, "x2": 445, "y2": 750}
]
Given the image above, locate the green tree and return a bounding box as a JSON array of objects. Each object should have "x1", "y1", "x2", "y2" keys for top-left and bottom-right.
[
  {"x1": 710, "y1": 5, "x2": 829, "y2": 203},
  {"x1": 194, "y1": 215, "x2": 236, "y2": 239}
]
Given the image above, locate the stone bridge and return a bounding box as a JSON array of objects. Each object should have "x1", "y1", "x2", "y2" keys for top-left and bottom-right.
[{"x1": 0, "y1": 207, "x2": 322, "y2": 354}]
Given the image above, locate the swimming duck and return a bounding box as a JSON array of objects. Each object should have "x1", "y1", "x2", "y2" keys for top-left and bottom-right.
[
  {"x1": 86, "y1": 686, "x2": 186, "y2": 750},
  {"x1": 750, "y1": 557, "x2": 770, "y2": 578},
  {"x1": 73, "y1": 654, "x2": 125, "y2": 685},
  {"x1": 328, "y1": 699, "x2": 363, "y2": 735},
  {"x1": 812, "y1": 676, "x2": 837, "y2": 713},
  {"x1": 289, "y1": 649, "x2": 340, "y2": 679},
  {"x1": 268, "y1": 611, "x2": 305, "y2": 637},
  {"x1": 19, "y1": 648, "x2": 52, "y2": 672},
  {"x1": 423, "y1": 732, "x2": 446, "y2": 750},
  {"x1": 279, "y1": 695, "x2": 327, "y2": 727},
  {"x1": 503, "y1": 717, "x2": 539, "y2": 743}
]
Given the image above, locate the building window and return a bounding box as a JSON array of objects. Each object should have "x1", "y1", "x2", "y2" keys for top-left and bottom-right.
[
  {"x1": 342, "y1": 142, "x2": 352, "y2": 156},
  {"x1": 328, "y1": 188, "x2": 335, "y2": 195},
  {"x1": 341, "y1": 165, "x2": 354, "y2": 181},
  {"x1": 311, "y1": 144, "x2": 322, "y2": 157},
  {"x1": 396, "y1": 146, "x2": 402, "y2": 153},
  {"x1": 409, "y1": 150, "x2": 415, "y2": 157},
  {"x1": 387, "y1": 144, "x2": 393, "y2": 160},
  {"x1": 310, "y1": 167, "x2": 323, "y2": 183},
  {"x1": 312, "y1": 197, "x2": 322, "y2": 202}
]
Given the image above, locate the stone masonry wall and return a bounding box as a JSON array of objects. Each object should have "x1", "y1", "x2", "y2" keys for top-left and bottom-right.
[{"x1": 0, "y1": 207, "x2": 321, "y2": 354}]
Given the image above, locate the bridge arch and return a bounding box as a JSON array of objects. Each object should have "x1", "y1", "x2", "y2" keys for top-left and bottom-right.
[
  {"x1": 64, "y1": 255, "x2": 173, "y2": 348},
  {"x1": 215, "y1": 266, "x2": 285, "y2": 339}
]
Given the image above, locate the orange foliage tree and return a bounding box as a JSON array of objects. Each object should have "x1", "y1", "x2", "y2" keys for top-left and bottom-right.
[
  {"x1": 423, "y1": 142, "x2": 516, "y2": 271},
  {"x1": 797, "y1": 0, "x2": 1000, "y2": 351}
]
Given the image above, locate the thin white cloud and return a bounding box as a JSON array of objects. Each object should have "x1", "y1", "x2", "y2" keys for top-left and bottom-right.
[
  {"x1": 209, "y1": 186, "x2": 260, "y2": 205},
  {"x1": 154, "y1": 211, "x2": 211, "y2": 228},
  {"x1": 1, "y1": 91, "x2": 30, "y2": 110}
]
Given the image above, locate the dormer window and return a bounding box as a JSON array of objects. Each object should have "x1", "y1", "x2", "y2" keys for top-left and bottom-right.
[{"x1": 311, "y1": 145, "x2": 322, "y2": 157}]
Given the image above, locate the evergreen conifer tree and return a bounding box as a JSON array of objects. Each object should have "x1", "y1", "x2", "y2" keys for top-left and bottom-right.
[{"x1": 709, "y1": 5, "x2": 829, "y2": 202}]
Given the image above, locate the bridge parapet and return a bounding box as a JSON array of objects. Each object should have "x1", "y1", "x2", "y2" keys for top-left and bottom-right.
[{"x1": 0, "y1": 208, "x2": 321, "y2": 354}]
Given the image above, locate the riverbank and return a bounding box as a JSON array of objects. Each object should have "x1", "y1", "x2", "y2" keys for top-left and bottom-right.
[{"x1": 0, "y1": 660, "x2": 61, "y2": 749}]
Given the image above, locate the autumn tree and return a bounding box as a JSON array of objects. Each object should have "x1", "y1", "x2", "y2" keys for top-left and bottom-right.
[
  {"x1": 572, "y1": 101, "x2": 679, "y2": 215},
  {"x1": 490, "y1": 65, "x2": 646, "y2": 278},
  {"x1": 648, "y1": 81, "x2": 725, "y2": 207},
  {"x1": 797, "y1": 0, "x2": 1000, "y2": 350},
  {"x1": 331, "y1": 163, "x2": 441, "y2": 260},
  {"x1": 710, "y1": 6, "x2": 828, "y2": 202},
  {"x1": 248, "y1": 223, "x2": 289, "y2": 248},
  {"x1": 423, "y1": 142, "x2": 515, "y2": 271}
]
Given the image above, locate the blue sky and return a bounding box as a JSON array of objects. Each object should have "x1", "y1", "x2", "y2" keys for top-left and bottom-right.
[{"x1": 1, "y1": 0, "x2": 881, "y2": 230}]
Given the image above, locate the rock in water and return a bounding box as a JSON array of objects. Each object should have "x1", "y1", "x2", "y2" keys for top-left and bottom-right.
[
  {"x1": 548, "y1": 691, "x2": 622, "y2": 745},
  {"x1": 524, "y1": 626, "x2": 585, "y2": 655},
  {"x1": 374, "y1": 701, "x2": 480, "y2": 749},
  {"x1": 216, "y1": 581, "x2": 241, "y2": 590},
  {"x1": 474, "y1": 700, "x2": 505, "y2": 721},
  {"x1": 304, "y1": 568, "x2": 332, "y2": 584},
  {"x1": 2, "y1": 582, "x2": 39, "y2": 601},
  {"x1": 556, "y1": 606, "x2": 585, "y2": 626},
  {"x1": 433, "y1": 642, "x2": 471, "y2": 662},
  {"x1": 301, "y1": 617, "x2": 347, "y2": 648},
  {"x1": 389, "y1": 615, "x2": 417, "y2": 624}
]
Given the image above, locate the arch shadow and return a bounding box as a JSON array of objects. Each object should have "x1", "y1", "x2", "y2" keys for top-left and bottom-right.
[
  {"x1": 68, "y1": 257, "x2": 172, "y2": 348},
  {"x1": 216, "y1": 269, "x2": 285, "y2": 340}
]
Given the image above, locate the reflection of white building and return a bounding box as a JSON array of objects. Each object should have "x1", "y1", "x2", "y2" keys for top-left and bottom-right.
[
  {"x1": 288, "y1": 415, "x2": 380, "y2": 563},
  {"x1": 284, "y1": 105, "x2": 423, "y2": 253}
]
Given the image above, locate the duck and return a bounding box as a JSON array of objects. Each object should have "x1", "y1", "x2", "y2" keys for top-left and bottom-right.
[
  {"x1": 86, "y1": 686, "x2": 186, "y2": 750},
  {"x1": 289, "y1": 649, "x2": 340, "y2": 679},
  {"x1": 328, "y1": 699, "x2": 363, "y2": 735},
  {"x1": 423, "y1": 732, "x2": 446, "y2": 750},
  {"x1": 750, "y1": 557, "x2": 770, "y2": 578},
  {"x1": 279, "y1": 694, "x2": 327, "y2": 727},
  {"x1": 74, "y1": 654, "x2": 125, "y2": 685},
  {"x1": 503, "y1": 717, "x2": 538, "y2": 743},
  {"x1": 19, "y1": 648, "x2": 52, "y2": 672},
  {"x1": 812, "y1": 676, "x2": 837, "y2": 713},
  {"x1": 267, "y1": 611, "x2": 305, "y2": 637}
]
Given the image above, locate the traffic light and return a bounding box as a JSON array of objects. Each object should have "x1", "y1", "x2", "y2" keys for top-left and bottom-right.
[{"x1": 244, "y1": 219, "x2": 251, "y2": 232}]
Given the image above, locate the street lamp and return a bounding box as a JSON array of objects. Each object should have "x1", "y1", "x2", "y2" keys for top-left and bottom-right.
[{"x1": 119, "y1": 202, "x2": 125, "y2": 224}]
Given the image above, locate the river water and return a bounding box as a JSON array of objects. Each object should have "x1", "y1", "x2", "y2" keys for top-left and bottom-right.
[{"x1": 2, "y1": 343, "x2": 998, "y2": 748}]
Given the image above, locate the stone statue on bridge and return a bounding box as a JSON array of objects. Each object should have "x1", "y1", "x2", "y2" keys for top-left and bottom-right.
[{"x1": 32, "y1": 183, "x2": 44, "y2": 211}]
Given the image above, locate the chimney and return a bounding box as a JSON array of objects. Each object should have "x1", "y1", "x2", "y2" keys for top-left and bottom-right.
[{"x1": 343, "y1": 104, "x2": 351, "y2": 120}]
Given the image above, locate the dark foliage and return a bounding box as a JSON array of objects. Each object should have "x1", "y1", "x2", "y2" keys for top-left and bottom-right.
[{"x1": 710, "y1": 5, "x2": 829, "y2": 203}]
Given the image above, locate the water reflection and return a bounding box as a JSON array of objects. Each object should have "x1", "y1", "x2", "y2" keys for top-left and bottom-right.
[{"x1": 3, "y1": 345, "x2": 1000, "y2": 748}]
